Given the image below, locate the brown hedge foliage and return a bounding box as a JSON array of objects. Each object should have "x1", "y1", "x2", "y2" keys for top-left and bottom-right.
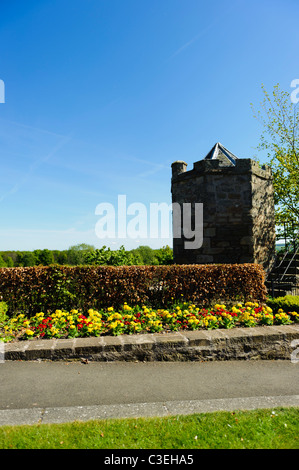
[{"x1": 0, "y1": 264, "x2": 267, "y2": 317}]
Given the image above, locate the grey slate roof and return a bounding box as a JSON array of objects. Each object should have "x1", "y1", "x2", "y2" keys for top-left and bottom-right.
[{"x1": 204, "y1": 142, "x2": 238, "y2": 166}]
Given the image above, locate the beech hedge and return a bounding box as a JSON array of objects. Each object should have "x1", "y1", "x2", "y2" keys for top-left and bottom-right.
[{"x1": 0, "y1": 264, "x2": 267, "y2": 317}]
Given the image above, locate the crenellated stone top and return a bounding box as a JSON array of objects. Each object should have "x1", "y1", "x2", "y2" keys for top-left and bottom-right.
[{"x1": 172, "y1": 143, "x2": 272, "y2": 181}]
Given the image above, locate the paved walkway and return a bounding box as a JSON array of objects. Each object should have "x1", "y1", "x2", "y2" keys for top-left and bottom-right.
[{"x1": 1, "y1": 360, "x2": 298, "y2": 426}]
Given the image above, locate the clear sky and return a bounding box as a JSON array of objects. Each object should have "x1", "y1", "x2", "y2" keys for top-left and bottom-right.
[{"x1": 0, "y1": 0, "x2": 298, "y2": 251}]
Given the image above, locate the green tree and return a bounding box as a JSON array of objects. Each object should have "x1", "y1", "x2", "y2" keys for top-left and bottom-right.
[
  {"x1": 22, "y1": 252, "x2": 38, "y2": 267},
  {"x1": 56, "y1": 251, "x2": 68, "y2": 265},
  {"x1": 0, "y1": 254, "x2": 6, "y2": 267},
  {"x1": 67, "y1": 243, "x2": 95, "y2": 265},
  {"x1": 16, "y1": 252, "x2": 24, "y2": 267},
  {"x1": 155, "y1": 245, "x2": 173, "y2": 265},
  {"x1": 84, "y1": 245, "x2": 136, "y2": 266},
  {"x1": 0, "y1": 253, "x2": 14, "y2": 267},
  {"x1": 4, "y1": 256, "x2": 14, "y2": 267},
  {"x1": 251, "y1": 83, "x2": 299, "y2": 240},
  {"x1": 130, "y1": 245, "x2": 159, "y2": 265},
  {"x1": 38, "y1": 249, "x2": 55, "y2": 266}
]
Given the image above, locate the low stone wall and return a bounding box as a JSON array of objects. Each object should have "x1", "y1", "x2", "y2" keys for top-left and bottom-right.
[{"x1": 4, "y1": 324, "x2": 299, "y2": 362}]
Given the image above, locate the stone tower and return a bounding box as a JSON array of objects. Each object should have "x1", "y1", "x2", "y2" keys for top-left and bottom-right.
[{"x1": 171, "y1": 143, "x2": 276, "y2": 272}]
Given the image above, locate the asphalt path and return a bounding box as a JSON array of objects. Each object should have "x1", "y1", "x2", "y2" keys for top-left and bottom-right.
[{"x1": 0, "y1": 359, "x2": 299, "y2": 425}]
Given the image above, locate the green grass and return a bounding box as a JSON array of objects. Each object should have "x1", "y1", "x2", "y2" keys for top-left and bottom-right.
[{"x1": 1, "y1": 407, "x2": 298, "y2": 449}]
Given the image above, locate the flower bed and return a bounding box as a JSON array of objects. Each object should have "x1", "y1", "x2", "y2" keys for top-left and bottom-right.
[{"x1": 1, "y1": 301, "x2": 299, "y2": 343}]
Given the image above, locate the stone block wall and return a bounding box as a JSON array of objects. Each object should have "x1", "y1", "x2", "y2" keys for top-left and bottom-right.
[{"x1": 171, "y1": 157, "x2": 276, "y2": 272}]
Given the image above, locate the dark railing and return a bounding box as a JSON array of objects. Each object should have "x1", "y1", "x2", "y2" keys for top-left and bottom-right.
[{"x1": 268, "y1": 221, "x2": 299, "y2": 297}]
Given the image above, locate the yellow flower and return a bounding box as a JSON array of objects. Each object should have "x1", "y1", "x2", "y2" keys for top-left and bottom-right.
[
  {"x1": 109, "y1": 321, "x2": 121, "y2": 329},
  {"x1": 214, "y1": 304, "x2": 226, "y2": 310},
  {"x1": 231, "y1": 307, "x2": 241, "y2": 314},
  {"x1": 25, "y1": 329, "x2": 34, "y2": 336},
  {"x1": 123, "y1": 314, "x2": 133, "y2": 320},
  {"x1": 113, "y1": 313, "x2": 122, "y2": 319}
]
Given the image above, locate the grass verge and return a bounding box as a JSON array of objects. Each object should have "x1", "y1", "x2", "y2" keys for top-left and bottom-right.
[{"x1": 0, "y1": 407, "x2": 298, "y2": 449}]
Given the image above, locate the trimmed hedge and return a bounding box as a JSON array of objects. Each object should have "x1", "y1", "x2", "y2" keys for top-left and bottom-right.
[{"x1": 0, "y1": 264, "x2": 267, "y2": 317}]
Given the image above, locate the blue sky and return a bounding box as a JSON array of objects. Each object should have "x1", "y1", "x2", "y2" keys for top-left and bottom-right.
[{"x1": 0, "y1": 0, "x2": 298, "y2": 251}]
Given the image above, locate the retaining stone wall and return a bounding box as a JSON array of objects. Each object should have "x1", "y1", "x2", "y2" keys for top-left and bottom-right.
[{"x1": 4, "y1": 324, "x2": 299, "y2": 362}]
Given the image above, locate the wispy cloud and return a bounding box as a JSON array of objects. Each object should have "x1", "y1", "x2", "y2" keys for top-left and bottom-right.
[
  {"x1": 0, "y1": 117, "x2": 67, "y2": 139},
  {"x1": 136, "y1": 163, "x2": 168, "y2": 178},
  {"x1": 118, "y1": 154, "x2": 170, "y2": 178},
  {"x1": 0, "y1": 133, "x2": 73, "y2": 203},
  {"x1": 169, "y1": 20, "x2": 218, "y2": 59}
]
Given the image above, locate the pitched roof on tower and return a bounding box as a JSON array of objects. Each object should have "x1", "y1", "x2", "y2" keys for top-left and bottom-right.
[{"x1": 204, "y1": 142, "x2": 238, "y2": 166}]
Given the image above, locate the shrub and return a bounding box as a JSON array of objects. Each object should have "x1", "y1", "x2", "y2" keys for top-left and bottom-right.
[
  {"x1": 266, "y1": 295, "x2": 299, "y2": 314},
  {"x1": 0, "y1": 263, "x2": 267, "y2": 318},
  {"x1": 0, "y1": 301, "x2": 8, "y2": 318}
]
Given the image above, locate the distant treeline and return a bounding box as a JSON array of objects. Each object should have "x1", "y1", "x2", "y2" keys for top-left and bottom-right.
[{"x1": 0, "y1": 244, "x2": 173, "y2": 267}]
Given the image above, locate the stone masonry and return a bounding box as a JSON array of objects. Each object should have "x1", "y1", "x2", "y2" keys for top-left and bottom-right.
[
  {"x1": 4, "y1": 324, "x2": 299, "y2": 361},
  {"x1": 171, "y1": 143, "x2": 276, "y2": 272}
]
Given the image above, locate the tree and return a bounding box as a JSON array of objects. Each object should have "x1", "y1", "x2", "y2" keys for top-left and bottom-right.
[
  {"x1": 4, "y1": 256, "x2": 14, "y2": 267},
  {"x1": 22, "y1": 252, "x2": 38, "y2": 267},
  {"x1": 251, "y1": 84, "x2": 299, "y2": 241},
  {"x1": 0, "y1": 253, "x2": 14, "y2": 267},
  {"x1": 67, "y1": 244, "x2": 95, "y2": 265},
  {"x1": 0, "y1": 254, "x2": 6, "y2": 267},
  {"x1": 130, "y1": 246, "x2": 159, "y2": 265},
  {"x1": 38, "y1": 249, "x2": 55, "y2": 266},
  {"x1": 154, "y1": 245, "x2": 173, "y2": 265},
  {"x1": 83, "y1": 245, "x2": 136, "y2": 266},
  {"x1": 56, "y1": 251, "x2": 68, "y2": 265}
]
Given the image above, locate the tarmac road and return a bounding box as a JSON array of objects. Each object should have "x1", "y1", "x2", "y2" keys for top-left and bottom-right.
[{"x1": 0, "y1": 359, "x2": 299, "y2": 425}]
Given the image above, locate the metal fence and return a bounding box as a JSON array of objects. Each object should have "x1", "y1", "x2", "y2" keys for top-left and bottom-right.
[{"x1": 267, "y1": 222, "x2": 299, "y2": 297}]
